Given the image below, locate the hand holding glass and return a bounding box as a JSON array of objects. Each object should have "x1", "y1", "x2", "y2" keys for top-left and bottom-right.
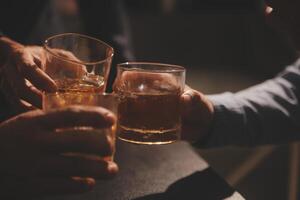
[
  {"x1": 43, "y1": 33, "x2": 113, "y2": 96},
  {"x1": 114, "y1": 62, "x2": 186, "y2": 145}
]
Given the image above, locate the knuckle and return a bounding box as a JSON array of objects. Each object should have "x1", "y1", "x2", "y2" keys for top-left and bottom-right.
[
  {"x1": 193, "y1": 91, "x2": 202, "y2": 101},
  {"x1": 12, "y1": 48, "x2": 24, "y2": 58},
  {"x1": 188, "y1": 90, "x2": 202, "y2": 101},
  {"x1": 28, "y1": 63, "x2": 39, "y2": 71}
]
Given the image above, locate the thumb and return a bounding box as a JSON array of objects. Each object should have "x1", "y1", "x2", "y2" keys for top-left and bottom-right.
[{"x1": 180, "y1": 89, "x2": 202, "y2": 119}]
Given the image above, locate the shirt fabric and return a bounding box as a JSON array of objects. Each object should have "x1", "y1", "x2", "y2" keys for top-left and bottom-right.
[{"x1": 201, "y1": 58, "x2": 300, "y2": 148}]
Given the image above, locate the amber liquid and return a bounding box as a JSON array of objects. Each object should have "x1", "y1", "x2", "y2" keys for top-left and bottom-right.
[
  {"x1": 117, "y1": 91, "x2": 181, "y2": 145},
  {"x1": 43, "y1": 75, "x2": 105, "y2": 110}
]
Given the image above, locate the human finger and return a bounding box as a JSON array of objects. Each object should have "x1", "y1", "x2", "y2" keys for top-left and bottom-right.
[
  {"x1": 6, "y1": 60, "x2": 42, "y2": 108},
  {"x1": 35, "y1": 106, "x2": 116, "y2": 130},
  {"x1": 16, "y1": 79, "x2": 42, "y2": 108},
  {"x1": 39, "y1": 129, "x2": 115, "y2": 156},
  {"x1": 180, "y1": 87, "x2": 214, "y2": 141},
  {"x1": 15, "y1": 50, "x2": 57, "y2": 92},
  {"x1": 180, "y1": 88, "x2": 203, "y2": 119}
]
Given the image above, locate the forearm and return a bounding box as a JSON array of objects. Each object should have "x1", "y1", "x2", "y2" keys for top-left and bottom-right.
[{"x1": 200, "y1": 62, "x2": 300, "y2": 148}]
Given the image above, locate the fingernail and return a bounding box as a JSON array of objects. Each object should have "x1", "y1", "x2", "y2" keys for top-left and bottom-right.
[
  {"x1": 105, "y1": 112, "x2": 116, "y2": 124},
  {"x1": 181, "y1": 93, "x2": 193, "y2": 106},
  {"x1": 108, "y1": 162, "x2": 119, "y2": 174},
  {"x1": 182, "y1": 93, "x2": 192, "y2": 102},
  {"x1": 72, "y1": 177, "x2": 95, "y2": 191},
  {"x1": 82, "y1": 178, "x2": 96, "y2": 191},
  {"x1": 85, "y1": 178, "x2": 96, "y2": 186}
]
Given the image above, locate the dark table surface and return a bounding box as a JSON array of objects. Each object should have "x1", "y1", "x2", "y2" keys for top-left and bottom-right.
[{"x1": 44, "y1": 140, "x2": 244, "y2": 200}]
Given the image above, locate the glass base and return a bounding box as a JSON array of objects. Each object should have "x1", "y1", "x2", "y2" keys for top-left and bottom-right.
[{"x1": 118, "y1": 125, "x2": 179, "y2": 145}]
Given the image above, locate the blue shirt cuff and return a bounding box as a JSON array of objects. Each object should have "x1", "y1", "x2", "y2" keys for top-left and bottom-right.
[{"x1": 193, "y1": 93, "x2": 245, "y2": 148}]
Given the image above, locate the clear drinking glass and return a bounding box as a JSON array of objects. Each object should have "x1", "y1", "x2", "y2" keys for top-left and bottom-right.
[
  {"x1": 43, "y1": 33, "x2": 114, "y2": 98},
  {"x1": 114, "y1": 62, "x2": 186, "y2": 145}
]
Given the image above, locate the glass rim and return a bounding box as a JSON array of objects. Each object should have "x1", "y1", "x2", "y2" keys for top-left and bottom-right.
[
  {"x1": 44, "y1": 92, "x2": 116, "y2": 97},
  {"x1": 117, "y1": 62, "x2": 186, "y2": 73},
  {"x1": 44, "y1": 33, "x2": 114, "y2": 65}
]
